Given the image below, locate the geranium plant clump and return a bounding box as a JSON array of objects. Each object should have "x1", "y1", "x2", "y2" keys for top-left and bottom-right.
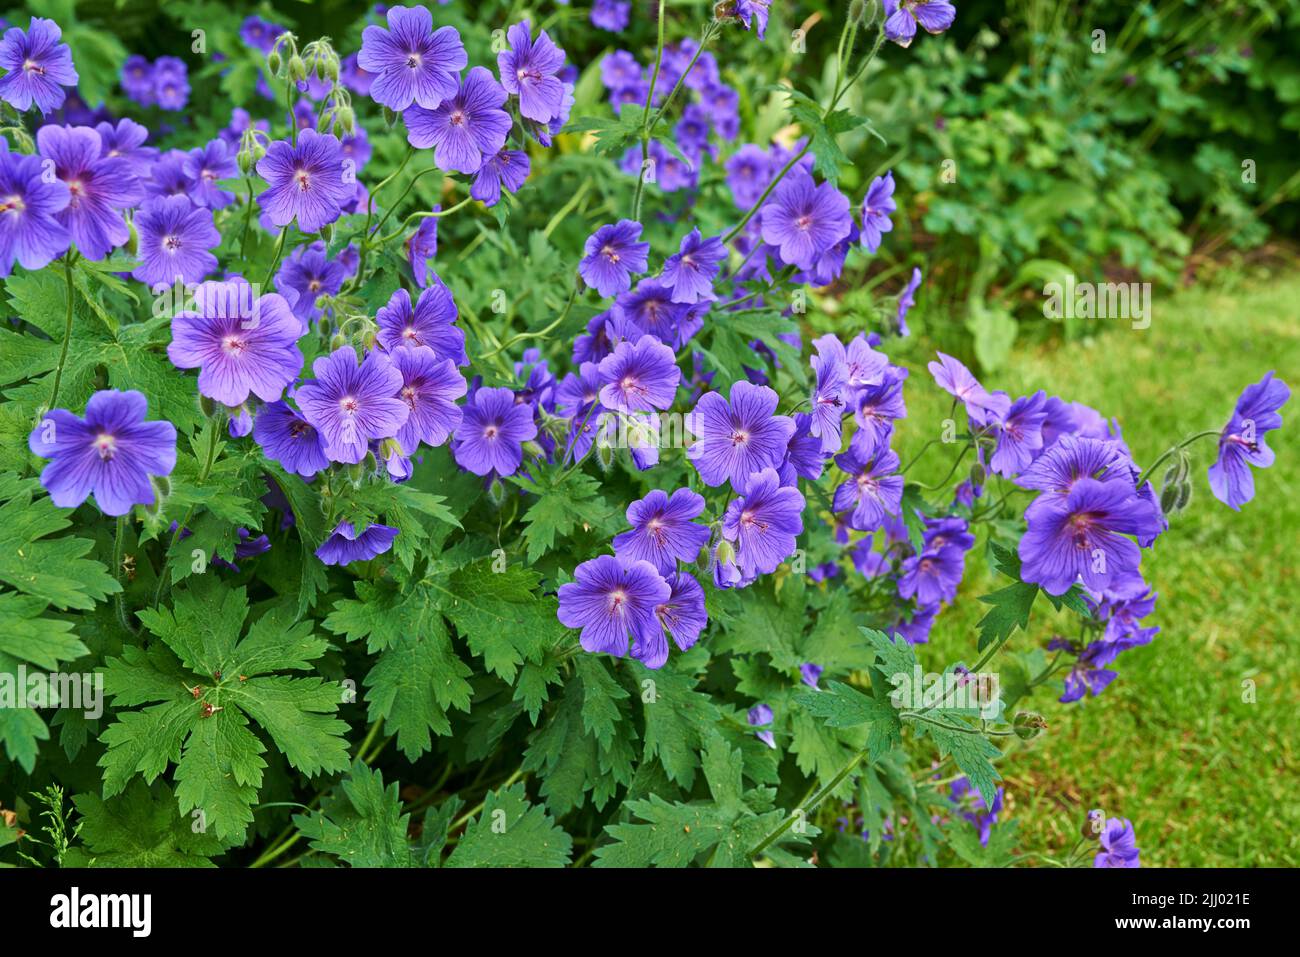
[{"x1": 0, "y1": 2, "x2": 1288, "y2": 869}]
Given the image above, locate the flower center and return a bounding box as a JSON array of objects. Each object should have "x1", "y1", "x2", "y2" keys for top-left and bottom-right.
[
  {"x1": 23, "y1": 59, "x2": 45, "y2": 76},
  {"x1": 730, "y1": 429, "x2": 750, "y2": 446},
  {"x1": 92, "y1": 432, "x2": 116, "y2": 460},
  {"x1": 339, "y1": 396, "x2": 360, "y2": 415},
  {"x1": 483, "y1": 424, "x2": 499, "y2": 440},
  {"x1": 400, "y1": 385, "x2": 419, "y2": 409},
  {"x1": 0, "y1": 194, "x2": 25, "y2": 214},
  {"x1": 402, "y1": 326, "x2": 420, "y2": 343},
  {"x1": 795, "y1": 213, "x2": 814, "y2": 231},
  {"x1": 308, "y1": 279, "x2": 322, "y2": 293},
  {"x1": 601, "y1": 244, "x2": 620, "y2": 264},
  {"x1": 406, "y1": 53, "x2": 422, "y2": 69},
  {"x1": 449, "y1": 110, "x2": 466, "y2": 126},
  {"x1": 289, "y1": 420, "x2": 312, "y2": 438},
  {"x1": 163, "y1": 234, "x2": 182, "y2": 252},
  {"x1": 294, "y1": 169, "x2": 311, "y2": 192},
  {"x1": 608, "y1": 588, "x2": 628, "y2": 611},
  {"x1": 221, "y1": 334, "x2": 247, "y2": 354}
]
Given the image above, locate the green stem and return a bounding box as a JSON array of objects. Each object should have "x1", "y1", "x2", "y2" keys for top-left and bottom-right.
[
  {"x1": 151, "y1": 417, "x2": 223, "y2": 608},
  {"x1": 375, "y1": 196, "x2": 472, "y2": 245},
  {"x1": 1136, "y1": 430, "x2": 1221, "y2": 488},
  {"x1": 368, "y1": 166, "x2": 442, "y2": 241},
  {"x1": 47, "y1": 252, "x2": 77, "y2": 412},
  {"x1": 630, "y1": 1, "x2": 668, "y2": 221},
  {"x1": 750, "y1": 748, "x2": 866, "y2": 859},
  {"x1": 262, "y1": 228, "x2": 288, "y2": 288},
  {"x1": 113, "y1": 515, "x2": 133, "y2": 633},
  {"x1": 240, "y1": 179, "x2": 256, "y2": 258},
  {"x1": 481, "y1": 282, "x2": 581, "y2": 360}
]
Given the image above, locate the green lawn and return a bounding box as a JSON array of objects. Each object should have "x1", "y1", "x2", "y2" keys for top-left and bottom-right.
[{"x1": 887, "y1": 273, "x2": 1300, "y2": 867}]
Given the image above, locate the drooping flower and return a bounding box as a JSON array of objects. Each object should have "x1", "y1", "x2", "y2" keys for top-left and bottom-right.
[
  {"x1": 748, "y1": 703, "x2": 776, "y2": 748},
  {"x1": 760, "y1": 167, "x2": 852, "y2": 271},
  {"x1": 407, "y1": 210, "x2": 439, "y2": 287},
  {"x1": 661, "y1": 228, "x2": 726, "y2": 304},
  {"x1": 167, "y1": 282, "x2": 302, "y2": 406},
  {"x1": 845, "y1": 333, "x2": 889, "y2": 390},
  {"x1": 895, "y1": 266, "x2": 922, "y2": 336},
  {"x1": 926, "y1": 351, "x2": 1009, "y2": 425},
  {"x1": 358, "y1": 4, "x2": 467, "y2": 112},
  {"x1": 316, "y1": 521, "x2": 399, "y2": 566},
  {"x1": 1018, "y1": 477, "x2": 1159, "y2": 595},
  {"x1": 687, "y1": 380, "x2": 796, "y2": 488},
  {"x1": 735, "y1": 0, "x2": 772, "y2": 40},
  {"x1": 851, "y1": 366, "x2": 910, "y2": 457},
  {"x1": 1094, "y1": 817, "x2": 1140, "y2": 868},
  {"x1": 612, "y1": 488, "x2": 711, "y2": 575},
  {"x1": 1208, "y1": 370, "x2": 1289, "y2": 510},
  {"x1": 37, "y1": 124, "x2": 143, "y2": 261},
  {"x1": 0, "y1": 18, "x2": 78, "y2": 114},
  {"x1": 497, "y1": 20, "x2": 567, "y2": 124},
  {"x1": 557, "y1": 554, "x2": 672, "y2": 667},
  {"x1": 471, "y1": 148, "x2": 530, "y2": 207},
  {"x1": 596, "y1": 334, "x2": 680, "y2": 413},
  {"x1": 182, "y1": 139, "x2": 238, "y2": 210},
  {"x1": 0, "y1": 139, "x2": 70, "y2": 276},
  {"x1": 809, "y1": 334, "x2": 850, "y2": 453},
  {"x1": 389, "y1": 344, "x2": 465, "y2": 452},
  {"x1": 295, "y1": 348, "x2": 410, "y2": 464},
  {"x1": 451, "y1": 385, "x2": 538, "y2": 476},
  {"x1": 800, "y1": 663, "x2": 824, "y2": 688},
  {"x1": 375, "y1": 283, "x2": 467, "y2": 365},
  {"x1": 132, "y1": 195, "x2": 221, "y2": 289},
  {"x1": 256, "y1": 129, "x2": 352, "y2": 233},
  {"x1": 580, "y1": 219, "x2": 649, "y2": 297},
  {"x1": 28, "y1": 390, "x2": 176, "y2": 516},
  {"x1": 655, "y1": 572, "x2": 708, "y2": 660},
  {"x1": 403, "y1": 66, "x2": 512, "y2": 174},
  {"x1": 898, "y1": 545, "x2": 966, "y2": 607},
  {"x1": 833, "y1": 445, "x2": 904, "y2": 531},
  {"x1": 722, "y1": 467, "x2": 805, "y2": 577},
  {"x1": 859, "y1": 171, "x2": 896, "y2": 253},
  {"x1": 883, "y1": 1, "x2": 958, "y2": 48},
  {"x1": 253, "y1": 400, "x2": 330, "y2": 478}
]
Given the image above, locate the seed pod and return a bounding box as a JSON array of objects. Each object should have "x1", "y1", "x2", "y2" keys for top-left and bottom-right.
[{"x1": 1013, "y1": 710, "x2": 1047, "y2": 740}]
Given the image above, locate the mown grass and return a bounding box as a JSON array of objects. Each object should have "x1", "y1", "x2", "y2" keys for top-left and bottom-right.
[{"x1": 883, "y1": 273, "x2": 1299, "y2": 867}]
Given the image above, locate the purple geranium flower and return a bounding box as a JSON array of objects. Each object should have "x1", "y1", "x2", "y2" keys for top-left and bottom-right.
[
  {"x1": 497, "y1": 20, "x2": 567, "y2": 124},
  {"x1": 275, "y1": 240, "x2": 352, "y2": 328},
  {"x1": 295, "y1": 348, "x2": 410, "y2": 464},
  {"x1": 1019, "y1": 477, "x2": 1158, "y2": 596},
  {"x1": 316, "y1": 521, "x2": 399, "y2": 566},
  {"x1": 655, "y1": 572, "x2": 707, "y2": 661},
  {"x1": 0, "y1": 139, "x2": 70, "y2": 276},
  {"x1": 722, "y1": 467, "x2": 805, "y2": 577},
  {"x1": 1017, "y1": 434, "x2": 1125, "y2": 494},
  {"x1": 688, "y1": 380, "x2": 796, "y2": 488},
  {"x1": 613, "y1": 279, "x2": 694, "y2": 348},
  {"x1": 240, "y1": 15, "x2": 283, "y2": 54},
  {"x1": 375, "y1": 283, "x2": 467, "y2": 365},
  {"x1": 28, "y1": 390, "x2": 176, "y2": 516},
  {"x1": 884, "y1": 1, "x2": 957, "y2": 47},
  {"x1": 183, "y1": 139, "x2": 238, "y2": 209},
  {"x1": 760, "y1": 167, "x2": 852, "y2": 271},
  {"x1": 860, "y1": 171, "x2": 896, "y2": 253},
  {"x1": 591, "y1": 0, "x2": 631, "y2": 32},
  {"x1": 167, "y1": 283, "x2": 302, "y2": 406},
  {"x1": 1208, "y1": 370, "x2": 1289, "y2": 510},
  {"x1": 153, "y1": 56, "x2": 190, "y2": 111},
  {"x1": 726, "y1": 145, "x2": 773, "y2": 208},
  {"x1": 120, "y1": 55, "x2": 155, "y2": 106},
  {"x1": 95, "y1": 118, "x2": 157, "y2": 176},
  {"x1": 358, "y1": 4, "x2": 467, "y2": 112},
  {"x1": 0, "y1": 18, "x2": 78, "y2": 114},
  {"x1": 404, "y1": 66, "x2": 512, "y2": 174},
  {"x1": 557, "y1": 554, "x2": 672, "y2": 667},
  {"x1": 780, "y1": 411, "x2": 826, "y2": 484},
  {"x1": 661, "y1": 228, "x2": 726, "y2": 304},
  {"x1": 896, "y1": 266, "x2": 922, "y2": 336},
  {"x1": 612, "y1": 487, "x2": 710, "y2": 575},
  {"x1": 927, "y1": 351, "x2": 1009, "y2": 424},
  {"x1": 256, "y1": 129, "x2": 352, "y2": 233},
  {"x1": 990, "y1": 390, "x2": 1050, "y2": 477},
  {"x1": 452, "y1": 385, "x2": 537, "y2": 476},
  {"x1": 833, "y1": 445, "x2": 904, "y2": 531},
  {"x1": 37, "y1": 124, "x2": 143, "y2": 261},
  {"x1": 898, "y1": 546, "x2": 966, "y2": 606},
  {"x1": 390, "y1": 344, "x2": 465, "y2": 452},
  {"x1": 253, "y1": 400, "x2": 331, "y2": 478},
  {"x1": 1094, "y1": 817, "x2": 1140, "y2": 868},
  {"x1": 596, "y1": 334, "x2": 680, "y2": 412},
  {"x1": 471, "y1": 148, "x2": 530, "y2": 207},
  {"x1": 132, "y1": 195, "x2": 220, "y2": 289},
  {"x1": 801, "y1": 663, "x2": 824, "y2": 688},
  {"x1": 580, "y1": 219, "x2": 649, "y2": 297}
]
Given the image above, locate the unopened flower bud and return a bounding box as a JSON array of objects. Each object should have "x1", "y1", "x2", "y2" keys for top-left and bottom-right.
[
  {"x1": 1159, "y1": 482, "x2": 1180, "y2": 515},
  {"x1": 595, "y1": 441, "x2": 616, "y2": 471},
  {"x1": 329, "y1": 332, "x2": 348, "y2": 351},
  {"x1": 1082, "y1": 808, "x2": 1105, "y2": 839},
  {"x1": 268, "y1": 49, "x2": 283, "y2": 75},
  {"x1": 199, "y1": 395, "x2": 218, "y2": 418},
  {"x1": 152, "y1": 475, "x2": 172, "y2": 500},
  {"x1": 848, "y1": 0, "x2": 867, "y2": 23},
  {"x1": 1013, "y1": 710, "x2": 1046, "y2": 740},
  {"x1": 969, "y1": 461, "x2": 986, "y2": 487},
  {"x1": 522, "y1": 440, "x2": 544, "y2": 459},
  {"x1": 289, "y1": 55, "x2": 307, "y2": 82},
  {"x1": 238, "y1": 148, "x2": 255, "y2": 175},
  {"x1": 486, "y1": 476, "x2": 507, "y2": 507}
]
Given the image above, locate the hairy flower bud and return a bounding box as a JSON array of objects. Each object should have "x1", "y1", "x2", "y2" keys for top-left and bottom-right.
[
  {"x1": 1013, "y1": 710, "x2": 1047, "y2": 740},
  {"x1": 289, "y1": 55, "x2": 307, "y2": 82}
]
